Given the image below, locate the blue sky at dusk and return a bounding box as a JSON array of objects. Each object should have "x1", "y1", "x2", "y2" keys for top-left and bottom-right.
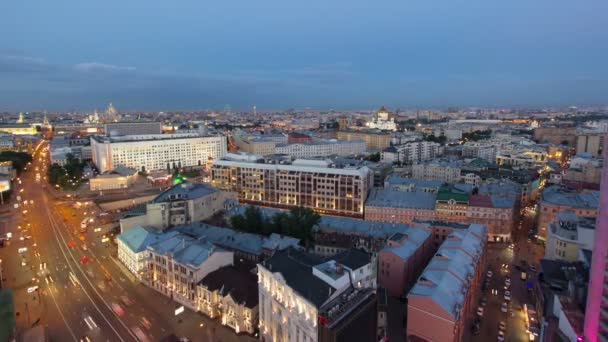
[{"x1": 1, "y1": 0, "x2": 607, "y2": 111}]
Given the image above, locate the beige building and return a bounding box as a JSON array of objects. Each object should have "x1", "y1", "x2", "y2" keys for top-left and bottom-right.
[
  {"x1": 236, "y1": 138, "x2": 277, "y2": 155},
  {"x1": 120, "y1": 181, "x2": 236, "y2": 232},
  {"x1": 211, "y1": 154, "x2": 372, "y2": 218},
  {"x1": 147, "y1": 236, "x2": 234, "y2": 310},
  {"x1": 89, "y1": 166, "x2": 138, "y2": 191},
  {"x1": 537, "y1": 186, "x2": 599, "y2": 241},
  {"x1": 576, "y1": 133, "x2": 604, "y2": 158},
  {"x1": 336, "y1": 130, "x2": 391, "y2": 150},
  {"x1": 196, "y1": 266, "x2": 258, "y2": 335},
  {"x1": 545, "y1": 211, "x2": 595, "y2": 262}
]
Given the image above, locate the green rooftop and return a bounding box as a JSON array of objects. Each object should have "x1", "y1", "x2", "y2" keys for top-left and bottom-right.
[{"x1": 437, "y1": 186, "x2": 470, "y2": 203}]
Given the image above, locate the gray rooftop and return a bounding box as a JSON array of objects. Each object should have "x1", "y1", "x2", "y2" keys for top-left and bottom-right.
[
  {"x1": 541, "y1": 185, "x2": 600, "y2": 209},
  {"x1": 151, "y1": 181, "x2": 219, "y2": 203},
  {"x1": 366, "y1": 188, "x2": 437, "y2": 210}
]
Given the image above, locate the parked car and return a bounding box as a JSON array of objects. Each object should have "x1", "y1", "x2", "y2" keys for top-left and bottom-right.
[
  {"x1": 501, "y1": 302, "x2": 508, "y2": 313},
  {"x1": 477, "y1": 307, "x2": 484, "y2": 317}
]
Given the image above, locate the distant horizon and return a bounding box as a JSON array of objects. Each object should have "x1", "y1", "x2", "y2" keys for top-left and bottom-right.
[{"x1": 2, "y1": 103, "x2": 608, "y2": 115}]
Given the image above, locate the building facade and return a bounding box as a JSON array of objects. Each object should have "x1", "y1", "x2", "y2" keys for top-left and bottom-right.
[
  {"x1": 258, "y1": 248, "x2": 375, "y2": 342},
  {"x1": 274, "y1": 140, "x2": 366, "y2": 158},
  {"x1": 90, "y1": 133, "x2": 227, "y2": 173},
  {"x1": 407, "y1": 225, "x2": 487, "y2": 342},
  {"x1": 412, "y1": 159, "x2": 461, "y2": 183},
  {"x1": 336, "y1": 130, "x2": 391, "y2": 150},
  {"x1": 537, "y1": 186, "x2": 599, "y2": 240},
  {"x1": 104, "y1": 121, "x2": 162, "y2": 136},
  {"x1": 120, "y1": 181, "x2": 235, "y2": 232},
  {"x1": 211, "y1": 155, "x2": 372, "y2": 218},
  {"x1": 584, "y1": 138, "x2": 608, "y2": 342},
  {"x1": 377, "y1": 228, "x2": 434, "y2": 297},
  {"x1": 196, "y1": 266, "x2": 258, "y2": 335}
]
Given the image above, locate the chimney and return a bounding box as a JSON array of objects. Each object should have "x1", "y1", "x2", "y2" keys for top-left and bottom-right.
[{"x1": 336, "y1": 262, "x2": 344, "y2": 275}]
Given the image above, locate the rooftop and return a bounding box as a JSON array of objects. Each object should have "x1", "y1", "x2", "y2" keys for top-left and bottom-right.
[
  {"x1": 151, "y1": 181, "x2": 219, "y2": 203},
  {"x1": 262, "y1": 247, "x2": 335, "y2": 307},
  {"x1": 262, "y1": 247, "x2": 371, "y2": 308},
  {"x1": 382, "y1": 227, "x2": 431, "y2": 262},
  {"x1": 541, "y1": 185, "x2": 600, "y2": 209},
  {"x1": 199, "y1": 265, "x2": 258, "y2": 308},
  {"x1": 92, "y1": 132, "x2": 217, "y2": 143},
  {"x1": 384, "y1": 176, "x2": 443, "y2": 189},
  {"x1": 366, "y1": 188, "x2": 437, "y2": 210},
  {"x1": 117, "y1": 226, "x2": 179, "y2": 253}
]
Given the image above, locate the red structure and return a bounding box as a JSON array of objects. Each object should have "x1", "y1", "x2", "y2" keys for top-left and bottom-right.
[{"x1": 287, "y1": 132, "x2": 312, "y2": 144}]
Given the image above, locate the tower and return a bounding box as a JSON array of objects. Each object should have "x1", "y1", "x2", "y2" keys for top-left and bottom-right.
[
  {"x1": 584, "y1": 133, "x2": 608, "y2": 341},
  {"x1": 338, "y1": 116, "x2": 348, "y2": 130},
  {"x1": 17, "y1": 112, "x2": 24, "y2": 124}
]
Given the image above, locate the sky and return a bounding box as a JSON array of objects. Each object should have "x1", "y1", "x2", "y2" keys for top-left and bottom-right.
[{"x1": 0, "y1": 0, "x2": 607, "y2": 111}]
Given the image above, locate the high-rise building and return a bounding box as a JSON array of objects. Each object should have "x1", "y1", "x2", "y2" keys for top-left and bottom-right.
[{"x1": 584, "y1": 136, "x2": 608, "y2": 342}]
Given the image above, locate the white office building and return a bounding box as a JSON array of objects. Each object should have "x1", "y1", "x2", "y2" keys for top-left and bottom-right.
[
  {"x1": 258, "y1": 247, "x2": 375, "y2": 342},
  {"x1": 462, "y1": 142, "x2": 497, "y2": 162},
  {"x1": 381, "y1": 141, "x2": 444, "y2": 165},
  {"x1": 90, "y1": 133, "x2": 226, "y2": 173}
]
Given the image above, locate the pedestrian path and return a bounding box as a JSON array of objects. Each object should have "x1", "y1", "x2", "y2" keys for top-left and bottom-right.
[{"x1": 110, "y1": 256, "x2": 139, "y2": 284}]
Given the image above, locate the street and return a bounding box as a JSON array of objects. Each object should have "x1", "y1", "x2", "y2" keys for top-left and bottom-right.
[
  {"x1": 465, "y1": 208, "x2": 544, "y2": 342},
  {"x1": 0, "y1": 142, "x2": 256, "y2": 342}
]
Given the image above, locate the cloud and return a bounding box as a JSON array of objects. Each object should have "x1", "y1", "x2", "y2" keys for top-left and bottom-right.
[
  {"x1": 73, "y1": 62, "x2": 136, "y2": 73},
  {"x1": 0, "y1": 54, "x2": 55, "y2": 73}
]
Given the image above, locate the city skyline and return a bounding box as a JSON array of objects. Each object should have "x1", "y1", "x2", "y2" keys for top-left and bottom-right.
[{"x1": 1, "y1": 0, "x2": 607, "y2": 111}]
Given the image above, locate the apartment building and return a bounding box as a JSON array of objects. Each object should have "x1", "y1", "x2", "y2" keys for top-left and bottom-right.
[
  {"x1": 366, "y1": 182, "x2": 516, "y2": 242},
  {"x1": 91, "y1": 133, "x2": 227, "y2": 173},
  {"x1": 412, "y1": 159, "x2": 462, "y2": 183},
  {"x1": 120, "y1": 181, "x2": 235, "y2": 232},
  {"x1": 258, "y1": 247, "x2": 376, "y2": 342},
  {"x1": 365, "y1": 188, "x2": 437, "y2": 224},
  {"x1": 538, "y1": 185, "x2": 599, "y2": 240},
  {"x1": 211, "y1": 154, "x2": 372, "y2": 217},
  {"x1": 407, "y1": 224, "x2": 487, "y2": 342},
  {"x1": 377, "y1": 228, "x2": 434, "y2": 297},
  {"x1": 545, "y1": 211, "x2": 595, "y2": 262},
  {"x1": 275, "y1": 140, "x2": 366, "y2": 158},
  {"x1": 117, "y1": 227, "x2": 180, "y2": 279},
  {"x1": 104, "y1": 121, "x2": 162, "y2": 136},
  {"x1": 576, "y1": 132, "x2": 604, "y2": 158},
  {"x1": 336, "y1": 130, "x2": 391, "y2": 150},
  {"x1": 462, "y1": 142, "x2": 497, "y2": 162},
  {"x1": 146, "y1": 235, "x2": 234, "y2": 310},
  {"x1": 381, "y1": 141, "x2": 444, "y2": 165}
]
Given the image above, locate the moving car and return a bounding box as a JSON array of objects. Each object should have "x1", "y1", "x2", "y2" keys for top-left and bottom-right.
[{"x1": 477, "y1": 307, "x2": 484, "y2": 317}]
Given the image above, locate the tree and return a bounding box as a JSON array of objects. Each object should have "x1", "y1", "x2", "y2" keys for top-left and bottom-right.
[
  {"x1": 229, "y1": 205, "x2": 266, "y2": 234},
  {"x1": 365, "y1": 152, "x2": 381, "y2": 162},
  {"x1": 285, "y1": 207, "x2": 320, "y2": 246},
  {"x1": 0, "y1": 151, "x2": 33, "y2": 173}
]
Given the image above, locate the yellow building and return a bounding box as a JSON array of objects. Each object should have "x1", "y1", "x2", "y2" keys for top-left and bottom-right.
[
  {"x1": 0, "y1": 124, "x2": 37, "y2": 135},
  {"x1": 336, "y1": 130, "x2": 391, "y2": 150}
]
